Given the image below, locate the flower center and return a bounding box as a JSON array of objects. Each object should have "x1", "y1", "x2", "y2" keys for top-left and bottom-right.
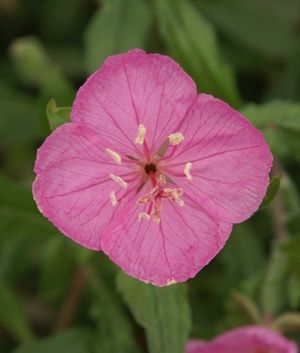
[
  {"x1": 105, "y1": 124, "x2": 193, "y2": 220},
  {"x1": 144, "y1": 162, "x2": 157, "y2": 175}
]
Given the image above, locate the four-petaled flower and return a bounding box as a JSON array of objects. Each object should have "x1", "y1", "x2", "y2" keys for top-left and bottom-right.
[
  {"x1": 185, "y1": 326, "x2": 297, "y2": 353},
  {"x1": 33, "y1": 49, "x2": 272, "y2": 286}
]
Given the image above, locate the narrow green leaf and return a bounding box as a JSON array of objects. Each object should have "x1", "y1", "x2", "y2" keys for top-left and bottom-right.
[
  {"x1": 46, "y1": 99, "x2": 71, "y2": 131},
  {"x1": 0, "y1": 279, "x2": 34, "y2": 342},
  {"x1": 87, "y1": 265, "x2": 141, "y2": 353},
  {"x1": 261, "y1": 247, "x2": 288, "y2": 315},
  {"x1": 259, "y1": 176, "x2": 281, "y2": 210},
  {"x1": 117, "y1": 272, "x2": 190, "y2": 353},
  {"x1": 13, "y1": 328, "x2": 93, "y2": 353},
  {"x1": 84, "y1": 0, "x2": 151, "y2": 72},
  {"x1": 232, "y1": 291, "x2": 262, "y2": 324},
  {"x1": 155, "y1": 0, "x2": 241, "y2": 108},
  {"x1": 272, "y1": 312, "x2": 300, "y2": 333},
  {"x1": 39, "y1": 237, "x2": 77, "y2": 303}
]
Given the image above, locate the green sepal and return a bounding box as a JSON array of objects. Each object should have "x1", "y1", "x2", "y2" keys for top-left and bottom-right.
[{"x1": 46, "y1": 98, "x2": 71, "y2": 131}]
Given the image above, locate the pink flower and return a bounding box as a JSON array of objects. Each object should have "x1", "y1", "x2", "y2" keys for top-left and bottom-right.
[
  {"x1": 185, "y1": 326, "x2": 298, "y2": 353},
  {"x1": 33, "y1": 49, "x2": 272, "y2": 286}
]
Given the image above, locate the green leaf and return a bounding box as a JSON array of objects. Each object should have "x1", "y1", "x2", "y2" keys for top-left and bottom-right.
[
  {"x1": 39, "y1": 237, "x2": 77, "y2": 303},
  {"x1": 272, "y1": 312, "x2": 300, "y2": 333},
  {"x1": 261, "y1": 247, "x2": 288, "y2": 315},
  {"x1": 155, "y1": 0, "x2": 241, "y2": 107},
  {"x1": 242, "y1": 100, "x2": 300, "y2": 129},
  {"x1": 46, "y1": 99, "x2": 71, "y2": 131},
  {"x1": 87, "y1": 264, "x2": 141, "y2": 353},
  {"x1": 0, "y1": 175, "x2": 57, "y2": 281},
  {"x1": 0, "y1": 80, "x2": 40, "y2": 143},
  {"x1": 13, "y1": 328, "x2": 93, "y2": 353},
  {"x1": 0, "y1": 279, "x2": 34, "y2": 342},
  {"x1": 117, "y1": 272, "x2": 190, "y2": 353},
  {"x1": 281, "y1": 234, "x2": 300, "y2": 262},
  {"x1": 259, "y1": 176, "x2": 281, "y2": 209},
  {"x1": 196, "y1": 0, "x2": 298, "y2": 58},
  {"x1": 84, "y1": 0, "x2": 151, "y2": 72},
  {"x1": 242, "y1": 100, "x2": 300, "y2": 161}
]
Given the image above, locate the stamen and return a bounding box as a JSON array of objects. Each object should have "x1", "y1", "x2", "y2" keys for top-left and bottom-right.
[
  {"x1": 109, "y1": 191, "x2": 118, "y2": 206},
  {"x1": 168, "y1": 132, "x2": 184, "y2": 145},
  {"x1": 105, "y1": 148, "x2": 122, "y2": 164},
  {"x1": 184, "y1": 162, "x2": 192, "y2": 180},
  {"x1": 138, "y1": 212, "x2": 150, "y2": 221},
  {"x1": 164, "y1": 188, "x2": 184, "y2": 206},
  {"x1": 135, "y1": 124, "x2": 147, "y2": 144},
  {"x1": 110, "y1": 174, "x2": 128, "y2": 188},
  {"x1": 152, "y1": 215, "x2": 161, "y2": 223}
]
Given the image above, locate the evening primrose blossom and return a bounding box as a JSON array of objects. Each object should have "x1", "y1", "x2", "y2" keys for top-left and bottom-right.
[
  {"x1": 33, "y1": 49, "x2": 272, "y2": 286},
  {"x1": 185, "y1": 326, "x2": 297, "y2": 353}
]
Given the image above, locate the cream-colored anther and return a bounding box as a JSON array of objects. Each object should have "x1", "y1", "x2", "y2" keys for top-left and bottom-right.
[
  {"x1": 109, "y1": 191, "x2": 118, "y2": 206},
  {"x1": 135, "y1": 124, "x2": 146, "y2": 145},
  {"x1": 164, "y1": 188, "x2": 184, "y2": 206},
  {"x1": 138, "y1": 212, "x2": 150, "y2": 221},
  {"x1": 184, "y1": 162, "x2": 192, "y2": 180},
  {"x1": 168, "y1": 132, "x2": 184, "y2": 145},
  {"x1": 110, "y1": 174, "x2": 128, "y2": 188},
  {"x1": 152, "y1": 214, "x2": 161, "y2": 223},
  {"x1": 105, "y1": 148, "x2": 122, "y2": 164}
]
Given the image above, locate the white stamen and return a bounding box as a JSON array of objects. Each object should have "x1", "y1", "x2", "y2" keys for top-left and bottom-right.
[
  {"x1": 135, "y1": 124, "x2": 146, "y2": 145},
  {"x1": 138, "y1": 212, "x2": 150, "y2": 221},
  {"x1": 152, "y1": 214, "x2": 161, "y2": 223},
  {"x1": 110, "y1": 174, "x2": 128, "y2": 188},
  {"x1": 164, "y1": 188, "x2": 184, "y2": 206},
  {"x1": 184, "y1": 162, "x2": 192, "y2": 180},
  {"x1": 168, "y1": 132, "x2": 184, "y2": 145},
  {"x1": 166, "y1": 279, "x2": 177, "y2": 286},
  {"x1": 105, "y1": 148, "x2": 122, "y2": 164},
  {"x1": 109, "y1": 191, "x2": 118, "y2": 206}
]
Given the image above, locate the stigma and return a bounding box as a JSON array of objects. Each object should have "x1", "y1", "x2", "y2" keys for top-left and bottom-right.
[{"x1": 137, "y1": 174, "x2": 184, "y2": 223}]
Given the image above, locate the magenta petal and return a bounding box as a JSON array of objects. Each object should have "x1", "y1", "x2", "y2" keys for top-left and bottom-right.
[
  {"x1": 71, "y1": 49, "x2": 197, "y2": 155},
  {"x1": 197, "y1": 326, "x2": 298, "y2": 353},
  {"x1": 167, "y1": 94, "x2": 273, "y2": 223},
  {"x1": 185, "y1": 340, "x2": 208, "y2": 353},
  {"x1": 33, "y1": 123, "x2": 137, "y2": 250},
  {"x1": 100, "y1": 196, "x2": 232, "y2": 286}
]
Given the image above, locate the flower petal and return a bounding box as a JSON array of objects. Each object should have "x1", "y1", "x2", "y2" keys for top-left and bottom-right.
[
  {"x1": 166, "y1": 94, "x2": 273, "y2": 223},
  {"x1": 33, "y1": 123, "x2": 138, "y2": 250},
  {"x1": 100, "y1": 196, "x2": 232, "y2": 286},
  {"x1": 71, "y1": 49, "x2": 197, "y2": 156},
  {"x1": 201, "y1": 326, "x2": 297, "y2": 353},
  {"x1": 185, "y1": 340, "x2": 208, "y2": 353}
]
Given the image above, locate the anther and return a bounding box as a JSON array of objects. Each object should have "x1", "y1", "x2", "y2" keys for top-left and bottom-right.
[
  {"x1": 110, "y1": 174, "x2": 128, "y2": 188},
  {"x1": 164, "y1": 188, "x2": 184, "y2": 206},
  {"x1": 184, "y1": 162, "x2": 192, "y2": 180},
  {"x1": 135, "y1": 124, "x2": 146, "y2": 145},
  {"x1": 168, "y1": 132, "x2": 184, "y2": 145},
  {"x1": 105, "y1": 148, "x2": 122, "y2": 164},
  {"x1": 109, "y1": 191, "x2": 118, "y2": 206},
  {"x1": 138, "y1": 212, "x2": 150, "y2": 221}
]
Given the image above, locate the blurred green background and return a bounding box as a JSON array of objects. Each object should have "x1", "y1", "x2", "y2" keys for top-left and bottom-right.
[{"x1": 1, "y1": 0, "x2": 300, "y2": 352}]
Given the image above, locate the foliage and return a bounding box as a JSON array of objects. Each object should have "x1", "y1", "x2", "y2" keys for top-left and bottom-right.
[{"x1": 1, "y1": 0, "x2": 300, "y2": 352}]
